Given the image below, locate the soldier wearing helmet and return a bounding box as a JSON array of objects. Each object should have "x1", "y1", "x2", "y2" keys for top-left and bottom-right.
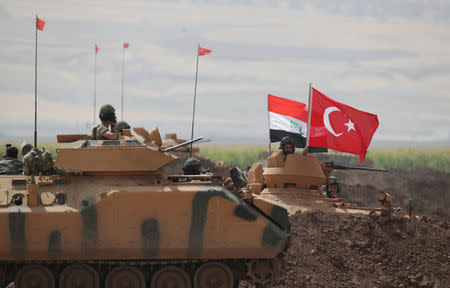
[
  {"x1": 324, "y1": 176, "x2": 340, "y2": 198},
  {"x1": 91, "y1": 104, "x2": 119, "y2": 140},
  {"x1": 21, "y1": 141, "x2": 33, "y2": 157},
  {"x1": 182, "y1": 158, "x2": 202, "y2": 175},
  {"x1": 280, "y1": 137, "x2": 295, "y2": 155},
  {"x1": 268, "y1": 137, "x2": 296, "y2": 167}
]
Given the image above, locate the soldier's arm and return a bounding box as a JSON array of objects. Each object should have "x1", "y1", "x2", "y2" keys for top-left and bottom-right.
[{"x1": 96, "y1": 125, "x2": 117, "y2": 140}]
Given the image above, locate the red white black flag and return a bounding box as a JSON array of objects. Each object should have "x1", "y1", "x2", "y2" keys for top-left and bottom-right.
[{"x1": 268, "y1": 94, "x2": 308, "y2": 148}]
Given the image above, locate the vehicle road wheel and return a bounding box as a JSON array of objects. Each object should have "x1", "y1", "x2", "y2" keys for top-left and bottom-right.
[
  {"x1": 105, "y1": 266, "x2": 146, "y2": 288},
  {"x1": 193, "y1": 262, "x2": 233, "y2": 288},
  {"x1": 15, "y1": 265, "x2": 55, "y2": 288},
  {"x1": 59, "y1": 263, "x2": 99, "y2": 288},
  {"x1": 151, "y1": 266, "x2": 192, "y2": 288}
]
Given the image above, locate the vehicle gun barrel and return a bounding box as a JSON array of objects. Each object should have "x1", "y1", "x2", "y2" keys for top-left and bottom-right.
[
  {"x1": 325, "y1": 162, "x2": 389, "y2": 172},
  {"x1": 162, "y1": 137, "x2": 203, "y2": 152}
]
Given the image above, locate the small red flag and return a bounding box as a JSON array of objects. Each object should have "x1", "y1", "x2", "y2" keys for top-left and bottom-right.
[
  {"x1": 198, "y1": 47, "x2": 211, "y2": 56},
  {"x1": 308, "y1": 88, "x2": 379, "y2": 162},
  {"x1": 95, "y1": 44, "x2": 99, "y2": 54},
  {"x1": 123, "y1": 43, "x2": 129, "y2": 48},
  {"x1": 36, "y1": 17, "x2": 45, "y2": 31}
]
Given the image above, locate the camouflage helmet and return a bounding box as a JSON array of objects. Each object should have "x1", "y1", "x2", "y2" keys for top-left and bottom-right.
[
  {"x1": 20, "y1": 140, "x2": 33, "y2": 155},
  {"x1": 279, "y1": 137, "x2": 295, "y2": 153},
  {"x1": 115, "y1": 121, "x2": 131, "y2": 133},
  {"x1": 182, "y1": 157, "x2": 202, "y2": 175},
  {"x1": 99, "y1": 104, "x2": 116, "y2": 122}
]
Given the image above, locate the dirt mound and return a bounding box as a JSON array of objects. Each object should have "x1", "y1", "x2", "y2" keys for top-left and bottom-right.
[
  {"x1": 334, "y1": 168, "x2": 450, "y2": 219},
  {"x1": 274, "y1": 211, "x2": 449, "y2": 288}
]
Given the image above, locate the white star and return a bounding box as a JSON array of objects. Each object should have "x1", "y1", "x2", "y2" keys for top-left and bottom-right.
[{"x1": 345, "y1": 119, "x2": 356, "y2": 132}]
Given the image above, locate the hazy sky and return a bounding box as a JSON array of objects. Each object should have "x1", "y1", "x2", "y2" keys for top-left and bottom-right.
[{"x1": 1, "y1": 0, "x2": 449, "y2": 146}]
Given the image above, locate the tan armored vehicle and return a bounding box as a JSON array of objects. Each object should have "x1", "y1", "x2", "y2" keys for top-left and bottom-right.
[
  {"x1": 0, "y1": 129, "x2": 289, "y2": 288},
  {"x1": 236, "y1": 151, "x2": 388, "y2": 216}
]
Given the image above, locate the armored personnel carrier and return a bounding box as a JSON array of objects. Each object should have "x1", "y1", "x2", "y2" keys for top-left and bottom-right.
[
  {"x1": 235, "y1": 152, "x2": 388, "y2": 216},
  {"x1": 0, "y1": 129, "x2": 289, "y2": 288}
]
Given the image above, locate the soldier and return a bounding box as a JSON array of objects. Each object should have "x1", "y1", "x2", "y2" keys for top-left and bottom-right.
[
  {"x1": 23, "y1": 148, "x2": 55, "y2": 176},
  {"x1": 324, "y1": 176, "x2": 340, "y2": 198},
  {"x1": 21, "y1": 141, "x2": 33, "y2": 157},
  {"x1": 91, "y1": 104, "x2": 119, "y2": 140},
  {"x1": 0, "y1": 146, "x2": 23, "y2": 175},
  {"x1": 268, "y1": 137, "x2": 295, "y2": 167},
  {"x1": 182, "y1": 157, "x2": 202, "y2": 175}
]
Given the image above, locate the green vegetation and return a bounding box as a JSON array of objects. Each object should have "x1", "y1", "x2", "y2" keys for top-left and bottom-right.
[
  {"x1": 2, "y1": 141, "x2": 448, "y2": 173},
  {"x1": 367, "y1": 147, "x2": 450, "y2": 173},
  {"x1": 0, "y1": 142, "x2": 70, "y2": 160},
  {"x1": 199, "y1": 145, "x2": 267, "y2": 168},
  {"x1": 200, "y1": 145, "x2": 450, "y2": 173}
]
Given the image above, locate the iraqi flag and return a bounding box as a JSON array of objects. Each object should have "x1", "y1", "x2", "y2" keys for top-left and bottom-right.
[{"x1": 268, "y1": 94, "x2": 308, "y2": 147}]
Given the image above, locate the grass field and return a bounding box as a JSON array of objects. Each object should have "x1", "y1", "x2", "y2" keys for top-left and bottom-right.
[
  {"x1": 200, "y1": 145, "x2": 450, "y2": 173},
  {"x1": 1, "y1": 142, "x2": 449, "y2": 173}
]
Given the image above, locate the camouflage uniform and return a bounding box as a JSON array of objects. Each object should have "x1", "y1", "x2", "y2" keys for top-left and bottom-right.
[
  {"x1": 91, "y1": 104, "x2": 117, "y2": 140},
  {"x1": 0, "y1": 157, "x2": 23, "y2": 175},
  {"x1": 91, "y1": 124, "x2": 110, "y2": 140},
  {"x1": 23, "y1": 148, "x2": 55, "y2": 176}
]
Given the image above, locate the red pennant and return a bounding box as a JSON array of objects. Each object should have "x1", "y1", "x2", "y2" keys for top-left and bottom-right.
[
  {"x1": 198, "y1": 47, "x2": 211, "y2": 56},
  {"x1": 36, "y1": 17, "x2": 45, "y2": 31},
  {"x1": 308, "y1": 88, "x2": 379, "y2": 162},
  {"x1": 95, "y1": 44, "x2": 99, "y2": 54},
  {"x1": 123, "y1": 43, "x2": 129, "y2": 48}
]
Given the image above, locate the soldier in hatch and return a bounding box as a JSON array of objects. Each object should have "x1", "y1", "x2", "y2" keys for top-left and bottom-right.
[
  {"x1": 182, "y1": 158, "x2": 202, "y2": 175},
  {"x1": 21, "y1": 141, "x2": 33, "y2": 157},
  {"x1": 323, "y1": 176, "x2": 340, "y2": 198},
  {"x1": 23, "y1": 147, "x2": 55, "y2": 176},
  {"x1": 91, "y1": 104, "x2": 119, "y2": 140},
  {"x1": 0, "y1": 146, "x2": 23, "y2": 175},
  {"x1": 268, "y1": 136, "x2": 295, "y2": 167}
]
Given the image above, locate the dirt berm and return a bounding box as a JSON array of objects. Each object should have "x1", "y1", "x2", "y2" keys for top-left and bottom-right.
[{"x1": 271, "y1": 211, "x2": 449, "y2": 288}]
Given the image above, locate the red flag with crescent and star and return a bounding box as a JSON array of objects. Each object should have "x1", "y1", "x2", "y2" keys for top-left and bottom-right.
[
  {"x1": 95, "y1": 44, "x2": 99, "y2": 54},
  {"x1": 123, "y1": 43, "x2": 129, "y2": 48},
  {"x1": 308, "y1": 87, "x2": 379, "y2": 162},
  {"x1": 198, "y1": 47, "x2": 211, "y2": 56}
]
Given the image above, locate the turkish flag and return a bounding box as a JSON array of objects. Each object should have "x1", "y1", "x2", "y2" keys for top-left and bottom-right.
[
  {"x1": 95, "y1": 44, "x2": 99, "y2": 54},
  {"x1": 308, "y1": 88, "x2": 379, "y2": 162},
  {"x1": 36, "y1": 17, "x2": 45, "y2": 31},
  {"x1": 198, "y1": 47, "x2": 211, "y2": 56},
  {"x1": 123, "y1": 43, "x2": 129, "y2": 48}
]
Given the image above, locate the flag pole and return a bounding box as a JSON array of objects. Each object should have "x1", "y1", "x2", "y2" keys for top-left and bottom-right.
[
  {"x1": 121, "y1": 45, "x2": 125, "y2": 121},
  {"x1": 34, "y1": 15, "x2": 38, "y2": 149},
  {"x1": 189, "y1": 43, "x2": 200, "y2": 157},
  {"x1": 267, "y1": 94, "x2": 272, "y2": 157},
  {"x1": 306, "y1": 83, "x2": 312, "y2": 148},
  {"x1": 93, "y1": 45, "x2": 97, "y2": 126}
]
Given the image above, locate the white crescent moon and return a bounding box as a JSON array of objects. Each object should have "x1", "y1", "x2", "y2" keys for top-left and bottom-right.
[{"x1": 323, "y1": 107, "x2": 343, "y2": 137}]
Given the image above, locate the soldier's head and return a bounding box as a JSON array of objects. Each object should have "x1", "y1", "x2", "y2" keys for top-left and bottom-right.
[
  {"x1": 183, "y1": 157, "x2": 202, "y2": 175},
  {"x1": 5, "y1": 146, "x2": 19, "y2": 159},
  {"x1": 114, "y1": 121, "x2": 131, "y2": 133},
  {"x1": 21, "y1": 141, "x2": 33, "y2": 156},
  {"x1": 279, "y1": 137, "x2": 295, "y2": 155},
  {"x1": 326, "y1": 176, "x2": 340, "y2": 198},
  {"x1": 99, "y1": 104, "x2": 117, "y2": 125}
]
